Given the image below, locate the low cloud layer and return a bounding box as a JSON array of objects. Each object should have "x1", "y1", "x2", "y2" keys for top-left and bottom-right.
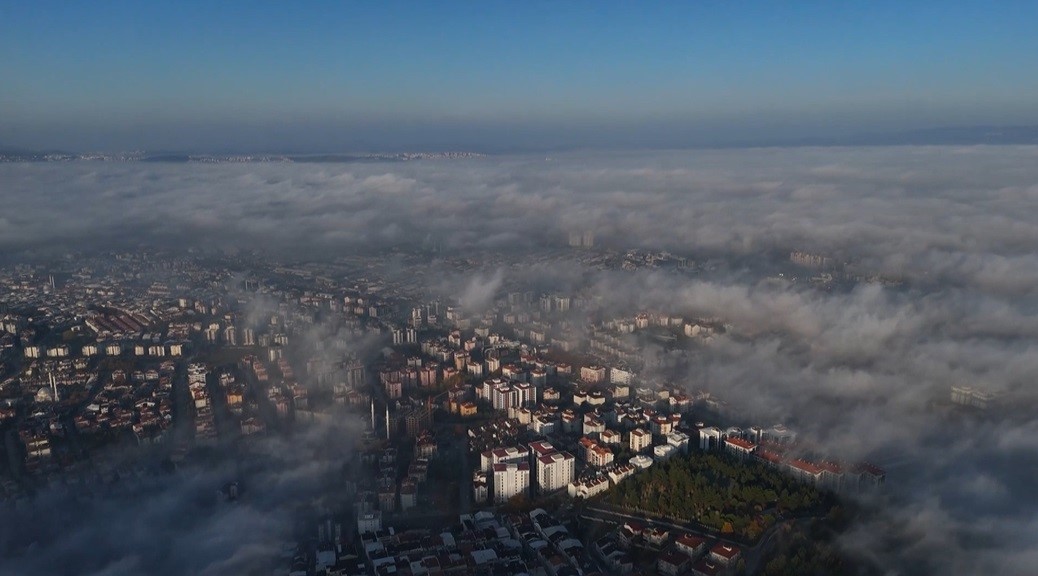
[
  {"x1": 3, "y1": 146, "x2": 1038, "y2": 574},
  {"x1": 1, "y1": 415, "x2": 362, "y2": 576},
  {"x1": 3, "y1": 146, "x2": 1038, "y2": 289}
]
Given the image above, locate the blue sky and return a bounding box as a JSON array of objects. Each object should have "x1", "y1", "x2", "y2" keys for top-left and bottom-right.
[{"x1": 1, "y1": 1, "x2": 1037, "y2": 151}]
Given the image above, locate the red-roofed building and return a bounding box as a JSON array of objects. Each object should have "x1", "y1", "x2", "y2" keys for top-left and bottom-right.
[
  {"x1": 854, "y1": 462, "x2": 886, "y2": 489},
  {"x1": 479, "y1": 444, "x2": 530, "y2": 472},
  {"x1": 579, "y1": 436, "x2": 614, "y2": 467},
  {"x1": 818, "y1": 461, "x2": 845, "y2": 490},
  {"x1": 528, "y1": 440, "x2": 556, "y2": 457},
  {"x1": 617, "y1": 521, "x2": 644, "y2": 547},
  {"x1": 536, "y1": 450, "x2": 575, "y2": 493},
  {"x1": 651, "y1": 415, "x2": 679, "y2": 436},
  {"x1": 789, "y1": 458, "x2": 824, "y2": 485},
  {"x1": 757, "y1": 439, "x2": 791, "y2": 455},
  {"x1": 708, "y1": 542, "x2": 742, "y2": 566},
  {"x1": 629, "y1": 427, "x2": 652, "y2": 453},
  {"x1": 690, "y1": 558, "x2": 724, "y2": 576},
  {"x1": 492, "y1": 461, "x2": 530, "y2": 503},
  {"x1": 754, "y1": 449, "x2": 784, "y2": 468},
  {"x1": 723, "y1": 436, "x2": 757, "y2": 458},
  {"x1": 590, "y1": 443, "x2": 615, "y2": 467},
  {"x1": 675, "y1": 534, "x2": 707, "y2": 557}
]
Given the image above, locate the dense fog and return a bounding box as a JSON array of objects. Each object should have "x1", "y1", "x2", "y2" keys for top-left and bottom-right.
[{"x1": 2, "y1": 146, "x2": 1037, "y2": 574}]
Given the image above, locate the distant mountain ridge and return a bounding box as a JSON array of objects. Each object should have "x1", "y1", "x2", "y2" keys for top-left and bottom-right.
[{"x1": 2, "y1": 125, "x2": 1037, "y2": 161}]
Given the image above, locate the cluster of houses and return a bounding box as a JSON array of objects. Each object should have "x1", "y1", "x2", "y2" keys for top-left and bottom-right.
[{"x1": 596, "y1": 521, "x2": 744, "y2": 576}]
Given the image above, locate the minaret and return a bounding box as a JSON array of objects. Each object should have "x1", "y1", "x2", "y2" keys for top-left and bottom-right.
[
  {"x1": 385, "y1": 404, "x2": 390, "y2": 440},
  {"x1": 370, "y1": 398, "x2": 375, "y2": 431},
  {"x1": 50, "y1": 372, "x2": 59, "y2": 402}
]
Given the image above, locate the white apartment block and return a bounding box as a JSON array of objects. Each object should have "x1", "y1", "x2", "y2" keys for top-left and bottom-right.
[
  {"x1": 493, "y1": 462, "x2": 530, "y2": 504},
  {"x1": 583, "y1": 414, "x2": 606, "y2": 438},
  {"x1": 580, "y1": 365, "x2": 607, "y2": 384},
  {"x1": 610, "y1": 367, "x2": 633, "y2": 385},
  {"x1": 629, "y1": 428, "x2": 652, "y2": 452},
  {"x1": 666, "y1": 431, "x2": 690, "y2": 454},
  {"x1": 600, "y1": 429, "x2": 622, "y2": 445},
  {"x1": 536, "y1": 451, "x2": 575, "y2": 493}
]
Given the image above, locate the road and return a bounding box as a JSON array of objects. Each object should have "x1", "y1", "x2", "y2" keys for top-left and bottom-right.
[
  {"x1": 457, "y1": 440, "x2": 472, "y2": 514},
  {"x1": 170, "y1": 357, "x2": 194, "y2": 447}
]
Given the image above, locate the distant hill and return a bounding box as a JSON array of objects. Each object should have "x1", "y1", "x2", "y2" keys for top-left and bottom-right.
[{"x1": 846, "y1": 125, "x2": 1038, "y2": 146}]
